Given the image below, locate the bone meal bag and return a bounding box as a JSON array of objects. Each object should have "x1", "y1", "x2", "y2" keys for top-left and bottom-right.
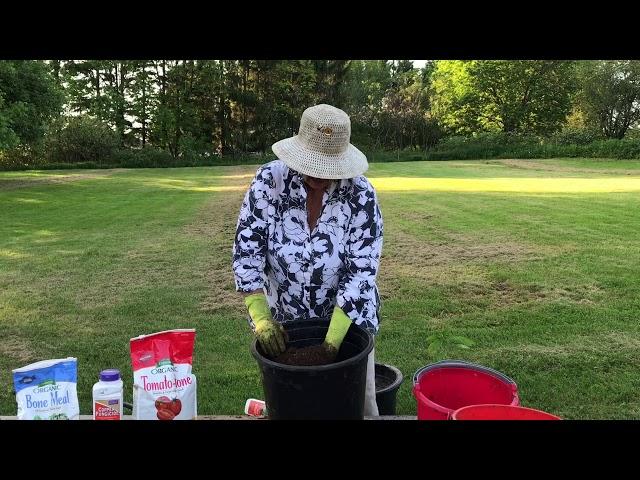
[
  {"x1": 130, "y1": 329, "x2": 197, "y2": 420},
  {"x1": 12, "y1": 357, "x2": 80, "y2": 420}
]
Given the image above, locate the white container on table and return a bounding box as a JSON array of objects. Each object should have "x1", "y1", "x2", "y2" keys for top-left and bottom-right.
[{"x1": 92, "y1": 369, "x2": 124, "y2": 420}]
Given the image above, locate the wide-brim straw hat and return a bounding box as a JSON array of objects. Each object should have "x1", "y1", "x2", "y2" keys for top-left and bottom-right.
[{"x1": 272, "y1": 104, "x2": 368, "y2": 180}]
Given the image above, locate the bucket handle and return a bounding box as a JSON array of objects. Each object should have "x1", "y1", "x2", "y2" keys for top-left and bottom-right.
[
  {"x1": 412, "y1": 384, "x2": 428, "y2": 405},
  {"x1": 413, "y1": 360, "x2": 518, "y2": 387}
]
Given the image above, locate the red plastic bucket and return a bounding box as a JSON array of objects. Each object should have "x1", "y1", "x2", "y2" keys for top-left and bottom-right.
[
  {"x1": 412, "y1": 360, "x2": 519, "y2": 420},
  {"x1": 452, "y1": 404, "x2": 561, "y2": 420}
]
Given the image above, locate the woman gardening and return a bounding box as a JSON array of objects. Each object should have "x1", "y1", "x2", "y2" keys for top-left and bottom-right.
[{"x1": 232, "y1": 104, "x2": 383, "y2": 416}]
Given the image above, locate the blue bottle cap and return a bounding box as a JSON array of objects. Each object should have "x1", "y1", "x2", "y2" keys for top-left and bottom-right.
[{"x1": 99, "y1": 369, "x2": 121, "y2": 382}]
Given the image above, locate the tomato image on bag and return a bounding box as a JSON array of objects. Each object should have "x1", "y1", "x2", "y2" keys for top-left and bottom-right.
[{"x1": 130, "y1": 329, "x2": 197, "y2": 420}]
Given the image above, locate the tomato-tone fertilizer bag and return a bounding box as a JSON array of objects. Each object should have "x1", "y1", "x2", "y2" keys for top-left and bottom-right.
[{"x1": 130, "y1": 329, "x2": 197, "y2": 420}]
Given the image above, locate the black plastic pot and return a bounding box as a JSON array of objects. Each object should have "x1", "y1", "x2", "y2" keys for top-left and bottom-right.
[
  {"x1": 251, "y1": 318, "x2": 373, "y2": 420},
  {"x1": 375, "y1": 363, "x2": 404, "y2": 415}
]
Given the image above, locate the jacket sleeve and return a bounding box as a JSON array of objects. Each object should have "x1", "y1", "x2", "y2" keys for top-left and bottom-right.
[
  {"x1": 336, "y1": 179, "x2": 383, "y2": 334},
  {"x1": 232, "y1": 165, "x2": 273, "y2": 293}
]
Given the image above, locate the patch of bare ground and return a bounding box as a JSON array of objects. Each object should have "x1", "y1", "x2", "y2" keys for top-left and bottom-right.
[
  {"x1": 184, "y1": 192, "x2": 246, "y2": 313},
  {"x1": 0, "y1": 170, "x2": 124, "y2": 191},
  {"x1": 494, "y1": 159, "x2": 640, "y2": 176},
  {"x1": 0, "y1": 335, "x2": 36, "y2": 363},
  {"x1": 378, "y1": 219, "x2": 587, "y2": 312},
  {"x1": 381, "y1": 226, "x2": 542, "y2": 277},
  {"x1": 490, "y1": 331, "x2": 640, "y2": 359},
  {"x1": 446, "y1": 281, "x2": 603, "y2": 309}
]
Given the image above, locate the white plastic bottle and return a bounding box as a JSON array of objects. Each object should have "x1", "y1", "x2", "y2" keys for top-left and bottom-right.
[{"x1": 93, "y1": 369, "x2": 124, "y2": 420}]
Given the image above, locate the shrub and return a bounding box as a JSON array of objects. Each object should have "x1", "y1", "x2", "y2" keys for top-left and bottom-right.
[
  {"x1": 549, "y1": 127, "x2": 604, "y2": 146},
  {"x1": 110, "y1": 147, "x2": 176, "y2": 168},
  {"x1": 44, "y1": 117, "x2": 120, "y2": 165},
  {"x1": 0, "y1": 145, "x2": 45, "y2": 170},
  {"x1": 426, "y1": 132, "x2": 542, "y2": 160},
  {"x1": 424, "y1": 130, "x2": 640, "y2": 160},
  {"x1": 589, "y1": 138, "x2": 640, "y2": 158}
]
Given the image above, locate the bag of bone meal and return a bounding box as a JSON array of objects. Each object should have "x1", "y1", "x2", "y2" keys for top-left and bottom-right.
[
  {"x1": 12, "y1": 357, "x2": 80, "y2": 420},
  {"x1": 130, "y1": 329, "x2": 197, "y2": 420}
]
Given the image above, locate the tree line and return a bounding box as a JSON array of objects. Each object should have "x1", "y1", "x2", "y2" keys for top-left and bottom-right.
[{"x1": 2, "y1": 59, "x2": 640, "y2": 167}]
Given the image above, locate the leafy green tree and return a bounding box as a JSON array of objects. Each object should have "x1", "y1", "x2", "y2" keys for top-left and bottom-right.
[
  {"x1": 63, "y1": 60, "x2": 110, "y2": 123},
  {"x1": 233, "y1": 60, "x2": 257, "y2": 152},
  {"x1": 148, "y1": 60, "x2": 199, "y2": 158},
  {"x1": 63, "y1": 60, "x2": 136, "y2": 144},
  {"x1": 313, "y1": 60, "x2": 351, "y2": 106},
  {"x1": 380, "y1": 62, "x2": 440, "y2": 149},
  {"x1": 431, "y1": 60, "x2": 576, "y2": 135},
  {"x1": 577, "y1": 60, "x2": 640, "y2": 139},
  {"x1": 430, "y1": 60, "x2": 482, "y2": 135},
  {"x1": 0, "y1": 94, "x2": 20, "y2": 148},
  {"x1": 3, "y1": 58, "x2": 607, "y2": 166},
  {"x1": 248, "y1": 60, "x2": 317, "y2": 153},
  {"x1": 128, "y1": 61, "x2": 157, "y2": 147},
  {"x1": 149, "y1": 60, "x2": 172, "y2": 152},
  {"x1": 341, "y1": 60, "x2": 394, "y2": 147},
  {"x1": 0, "y1": 60, "x2": 63, "y2": 149},
  {"x1": 101, "y1": 61, "x2": 135, "y2": 144},
  {"x1": 187, "y1": 60, "x2": 231, "y2": 155},
  {"x1": 471, "y1": 60, "x2": 577, "y2": 135}
]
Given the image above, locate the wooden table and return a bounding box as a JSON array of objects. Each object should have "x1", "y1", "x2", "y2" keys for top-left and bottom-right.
[{"x1": 1, "y1": 415, "x2": 417, "y2": 420}]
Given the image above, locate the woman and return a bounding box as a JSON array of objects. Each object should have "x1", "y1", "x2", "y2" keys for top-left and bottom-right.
[{"x1": 232, "y1": 104, "x2": 383, "y2": 415}]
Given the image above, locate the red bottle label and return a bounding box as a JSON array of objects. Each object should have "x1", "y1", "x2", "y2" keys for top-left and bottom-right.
[
  {"x1": 246, "y1": 400, "x2": 266, "y2": 417},
  {"x1": 94, "y1": 400, "x2": 120, "y2": 420}
]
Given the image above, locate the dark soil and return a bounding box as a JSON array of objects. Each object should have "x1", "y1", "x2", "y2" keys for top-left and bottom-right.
[{"x1": 273, "y1": 345, "x2": 335, "y2": 366}]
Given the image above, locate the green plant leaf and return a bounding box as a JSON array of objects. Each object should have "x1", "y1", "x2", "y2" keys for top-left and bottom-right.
[
  {"x1": 449, "y1": 336, "x2": 475, "y2": 347},
  {"x1": 427, "y1": 342, "x2": 441, "y2": 357},
  {"x1": 426, "y1": 334, "x2": 440, "y2": 343}
]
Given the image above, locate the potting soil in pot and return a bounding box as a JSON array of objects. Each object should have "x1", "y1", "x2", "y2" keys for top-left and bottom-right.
[{"x1": 273, "y1": 344, "x2": 335, "y2": 366}]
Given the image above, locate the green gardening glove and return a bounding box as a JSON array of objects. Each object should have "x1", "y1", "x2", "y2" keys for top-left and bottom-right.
[
  {"x1": 322, "y1": 306, "x2": 353, "y2": 360},
  {"x1": 245, "y1": 293, "x2": 287, "y2": 358}
]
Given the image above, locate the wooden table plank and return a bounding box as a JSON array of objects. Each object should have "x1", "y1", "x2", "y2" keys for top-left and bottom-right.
[{"x1": 1, "y1": 415, "x2": 417, "y2": 420}]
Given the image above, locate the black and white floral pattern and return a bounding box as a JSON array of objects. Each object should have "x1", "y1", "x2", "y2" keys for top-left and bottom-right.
[{"x1": 232, "y1": 160, "x2": 383, "y2": 334}]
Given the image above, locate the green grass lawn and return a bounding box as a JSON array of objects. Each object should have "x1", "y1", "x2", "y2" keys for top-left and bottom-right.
[{"x1": 2, "y1": 158, "x2": 640, "y2": 419}]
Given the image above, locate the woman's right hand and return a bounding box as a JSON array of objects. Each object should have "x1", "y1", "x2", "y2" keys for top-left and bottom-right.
[
  {"x1": 254, "y1": 318, "x2": 288, "y2": 358},
  {"x1": 244, "y1": 293, "x2": 287, "y2": 357}
]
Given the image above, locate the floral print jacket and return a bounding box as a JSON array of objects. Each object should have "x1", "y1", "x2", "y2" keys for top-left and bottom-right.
[{"x1": 232, "y1": 160, "x2": 383, "y2": 334}]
